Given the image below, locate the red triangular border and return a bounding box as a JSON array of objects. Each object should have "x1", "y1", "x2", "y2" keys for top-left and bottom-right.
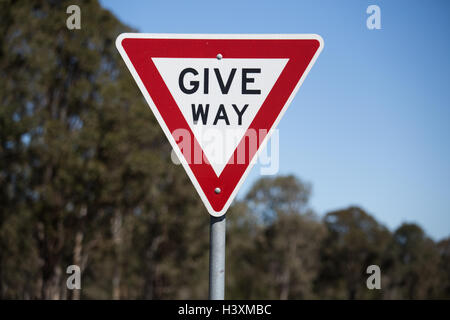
[{"x1": 116, "y1": 34, "x2": 323, "y2": 216}]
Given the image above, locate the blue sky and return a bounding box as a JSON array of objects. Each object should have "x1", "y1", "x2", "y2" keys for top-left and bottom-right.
[{"x1": 100, "y1": 0, "x2": 450, "y2": 240}]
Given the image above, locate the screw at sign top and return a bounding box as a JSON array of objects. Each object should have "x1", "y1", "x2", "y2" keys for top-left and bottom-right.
[
  {"x1": 214, "y1": 187, "x2": 221, "y2": 194},
  {"x1": 216, "y1": 53, "x2": 223, "y2": 60}
]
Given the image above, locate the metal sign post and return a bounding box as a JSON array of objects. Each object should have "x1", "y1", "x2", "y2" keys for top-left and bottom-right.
[{"x1": 209, "y1": 215, "x2": 226, "y2": 300}]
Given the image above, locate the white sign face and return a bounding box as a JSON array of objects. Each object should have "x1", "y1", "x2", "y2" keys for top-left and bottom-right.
[{"x1": 153, "y1": 58, "x2": 288, "y2": 176}]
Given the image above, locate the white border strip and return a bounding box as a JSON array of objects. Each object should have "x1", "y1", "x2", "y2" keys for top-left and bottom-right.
[{"x1": 115, "y1": 33, "x2": 324, "y2": 217}]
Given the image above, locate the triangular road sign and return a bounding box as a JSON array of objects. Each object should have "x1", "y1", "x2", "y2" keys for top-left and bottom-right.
[{"x1": 116, "y1": 34, "x2": 323, "y2": 217}]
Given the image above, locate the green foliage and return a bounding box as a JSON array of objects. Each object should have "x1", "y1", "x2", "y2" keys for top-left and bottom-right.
[
  {"x1": 316, "y1": 207, "x2": 391, "y2": 299},
  {"x1": 228, "y1": 176, "x2": 325, "y2": 299},
  {"x1": 0, "y1": 0, "x2": 448, "y2": 300},
  {"x1": 384, "y1": 224, "x2": 443, "y2": 299}
]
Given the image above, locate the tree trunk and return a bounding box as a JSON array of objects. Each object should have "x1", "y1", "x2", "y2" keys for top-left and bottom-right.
[
  {"x1": 279, "y1": 268, "x2": 291, "y2": 300},
  {"x1": 280, "y1": 237, "x2": 296, "y2": 300},
  {"x1": 69, "y1": 230, "x2": 84, "y2": 300},
  {"x1": 37, "y1": 217, "x2": 65, "y2": 300},
  {"x1": 69, "y1": 206, "x2": 87, "y2": 300},
  {"x1": 143, "y1": 235, "x2": 163, "y2": 299},
  {"x1": 111, "y1": 208, "x2": 123, "y2": 300},
  {"x1": 41, "y1": 265, "x2": 62, "y2": 300}
]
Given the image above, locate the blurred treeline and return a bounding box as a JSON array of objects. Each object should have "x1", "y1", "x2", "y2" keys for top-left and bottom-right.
[{"x1": 0, "y1": 0, "x2": 449, "y2": 300}]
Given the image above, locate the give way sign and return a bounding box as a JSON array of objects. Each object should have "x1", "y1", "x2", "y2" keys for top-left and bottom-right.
[{"x1": 116, "y1": 34, "x2": 323, "y2": 217}]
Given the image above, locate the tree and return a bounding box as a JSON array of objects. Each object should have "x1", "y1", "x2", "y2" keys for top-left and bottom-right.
[
  {"x1": 436, "y1": 237, "x2": 450, "y2": 298},
  {"x1": 245, "y1": 175, "x2": 311, "y2": 224},
  {"x1": 316, "y1": 207, "x2": 391, "y2": 299},
  {"x1": 0, "y1": 0, "x2": 208, "y2": 299},
  {"x1": 227, "y1": 175, "x2": 325, "y2": 299},
  {"x1": 384, "y1": 223, "x2": 442, "y2": 299}
]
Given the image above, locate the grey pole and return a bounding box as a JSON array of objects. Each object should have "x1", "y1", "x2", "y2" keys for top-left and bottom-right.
[{"x1": 209, "y1": 214, "x2": 226, "y2": 300}]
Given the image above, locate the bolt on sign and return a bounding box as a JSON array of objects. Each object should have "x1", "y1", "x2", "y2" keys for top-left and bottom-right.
[{"x1": 116, "y1": 34, "x2": 323, "y2": 217}]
